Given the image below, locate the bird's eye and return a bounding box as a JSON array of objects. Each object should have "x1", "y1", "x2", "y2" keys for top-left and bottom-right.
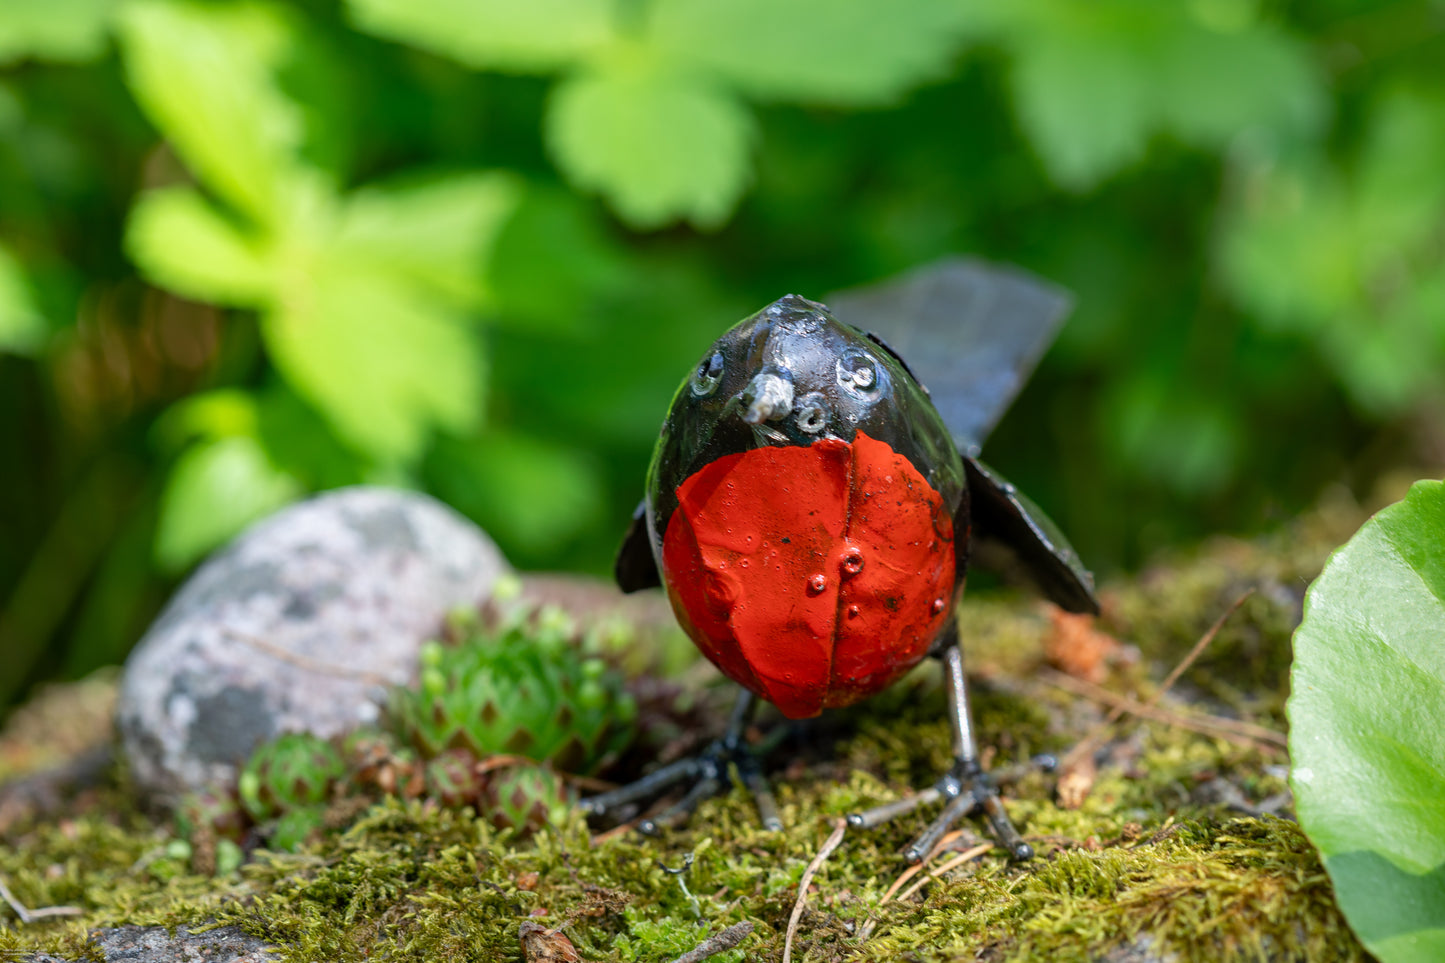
[
  {"x1": 691, "y1": 352, "x2": 724, "y2": 397},
  {"x1": 795, "y1": 392, "x2": 828, "y2": 434},
  {"x1": 837, "y1": 352, "x2": 878, "y2": 392}
]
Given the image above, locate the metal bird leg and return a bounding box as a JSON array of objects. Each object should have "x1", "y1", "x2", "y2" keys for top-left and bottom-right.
[
  {"x1": 849, "y1": 641, "x2": 1034, "y2": 862},
  {"x1": 580, "y1": 688, "x2": 783, "y2": 835}
]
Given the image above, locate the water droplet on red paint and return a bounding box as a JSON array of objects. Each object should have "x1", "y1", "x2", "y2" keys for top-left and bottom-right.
[
  {"x1": 807, "y1": 574, "x2": 827, "y2": 594},
  {"x1": 847, "y1": 605, "x2": 860, "y2": 619},
  {"x1": 932, "y1": 598, "x2": 946, "y2": 614},
  {"x1": 841, "y1": 550, "x2": 864, "y2": 576},
  {"x1": 740, "y1": 559, "x2": 749, "y2": 568}
]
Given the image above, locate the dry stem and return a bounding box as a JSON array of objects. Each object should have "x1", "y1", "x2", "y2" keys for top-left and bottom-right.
[
  {"x1": 0, "y1": 877, "x2": 82, "y2": 924},
  {"x1": 1038, "y1": 668, "x2": 1287, "y2": 750},
  {"x1": 667, "y1": 920, "x2": 755, "y2": 963},
  {"x1": 1059, "y1": 591, "x2": 1257, "y2": 778},
  {"x1": 782, "y1": 819, "x2": 847, "y2": 963}
]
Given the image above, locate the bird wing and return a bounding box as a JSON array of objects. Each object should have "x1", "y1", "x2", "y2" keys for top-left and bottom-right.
[{"x1": 827, "y1": 256, "x2": 1072, "y2": 456}]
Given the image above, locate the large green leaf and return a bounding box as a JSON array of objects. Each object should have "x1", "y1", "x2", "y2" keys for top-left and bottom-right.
[
  {"x1": 333, "y1": 172, "x2": 521, "y2": 309},
  {"x1": 547, "y1": 65, "x2": 752, "y2": 229},
  {"x1": 1351, "y1": 89, "x2": 1445, "y2": 270},
  {"x1": 0, "y1": 245, "x2": 47, "y2": 355},
  {"x1": 154, "y1": 434, "x2": 302, "y2": 572},
  {"x1": 988, "y1": 0, "x2": 1324, "y2": 189},
  {"x1": 1218, "y1": 88, "x2": 1445, "y2": 414},
  {"x1": 346, "y1": 0, "x2": 614, "y2": 72},
  {"x1": 116, "y1": 0, "x2": 304, "y2": 224},
  {"x1": 0, "y1": 0, "x2": 115, "y2": 64},
  {"x1": 648, "y1": 0, "x2": 966, "y2": 104},
  {"x1": 1154, "y1": 20, "x2": 1322, "y2": 147},
  {"x1": 154, "y1": 388, "x2": 262, "y2": 450},
  {"x1": 126, "y1": 186, "x2": 278, "y2": 307},
  {"x1": 261, "y1": 266, "x2": 484, "y2": 462},
  {"x1": 1217, "y1": 157, "x2": 1354, "y2": 327},
  {"x1": 1008, "y1": 22, "x2": 1154, "y2": 189},
  {"x1": 1289, "y1": 480, "x2": 1445, "y2": 962}
]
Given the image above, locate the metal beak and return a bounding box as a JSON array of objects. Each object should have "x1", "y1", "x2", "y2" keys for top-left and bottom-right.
[{"x1": 740, "y1": 370, "x2": 794, "y2": 424}]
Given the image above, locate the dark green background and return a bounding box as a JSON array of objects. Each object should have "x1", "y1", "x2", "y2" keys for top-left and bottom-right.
[{"x1": 2, "y1": 0, "x2": 1442, "y2": 717}]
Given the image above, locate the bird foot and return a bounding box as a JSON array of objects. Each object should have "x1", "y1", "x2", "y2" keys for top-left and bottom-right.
[
  {"x1": 848, "y1": 754, "x2": 1054, "y2": 862},
  {"x1": 579, "y1": 737, "x2": 781, "y2": 836}
]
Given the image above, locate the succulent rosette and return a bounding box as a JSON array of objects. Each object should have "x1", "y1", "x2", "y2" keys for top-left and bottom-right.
[
  {"x1": 238, "y1": 731, "x2": 345, "y2": 822},
  {"x1": 390, "y1": 607, "x2": 637, "y2": 774},
  {"x1": 481, "y1": 763, "x2": 568, "y2": 834}
]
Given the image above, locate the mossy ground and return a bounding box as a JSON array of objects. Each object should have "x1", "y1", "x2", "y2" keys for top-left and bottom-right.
[{"x1": 0, "y1": 490, "x2": 1384, "y2": 962}]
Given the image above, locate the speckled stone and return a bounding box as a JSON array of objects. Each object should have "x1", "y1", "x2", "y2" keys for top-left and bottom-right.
[
  {"x1": 78, "y1": 925, "x2": 275, "y2": 962},
  {"x1": 117, "y1": 487, "x2": 509, "y2": 807}
]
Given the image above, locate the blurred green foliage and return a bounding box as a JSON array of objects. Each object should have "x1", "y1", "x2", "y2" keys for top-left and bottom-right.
[{"x1": 2, "y1": 0, "x2": 1442, "y2": 714}]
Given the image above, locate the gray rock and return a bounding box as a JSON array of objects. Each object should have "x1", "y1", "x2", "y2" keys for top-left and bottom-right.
[
  {"x1": 91, "y1": 925, "x2": 274, "y2": 962},
  {"x1": 21, "y1": 925, "x2": 277, "y2": 962},
  {"x1": 117, "y1": 487, "x2": 509, "y2": 807}
]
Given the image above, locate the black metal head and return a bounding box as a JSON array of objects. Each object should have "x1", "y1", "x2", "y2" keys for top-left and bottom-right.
[
  {"x1": 615, "y1": 262, "x2": 1099, "y2": 618},
  {"x1": 641, "y1": 294, "x2": 965, "y2": 556}
]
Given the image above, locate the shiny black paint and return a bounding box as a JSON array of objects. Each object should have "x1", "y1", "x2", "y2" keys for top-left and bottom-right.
[{"x1": 616, "y1": 259, "x2": 1099, "y2": 617}]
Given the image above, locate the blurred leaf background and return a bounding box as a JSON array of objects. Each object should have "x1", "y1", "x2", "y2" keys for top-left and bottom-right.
[{"x1": 2, "y1": 0, "x2": 1443, "y2": 717}]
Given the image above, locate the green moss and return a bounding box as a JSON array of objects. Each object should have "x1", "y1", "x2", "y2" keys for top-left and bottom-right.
[
  {"x1": 0, "y1": 775, "x2": 1362, "y2": 963},
  {"x1": 1, "y1": 499, "x2": 1374, "y2": 962}
]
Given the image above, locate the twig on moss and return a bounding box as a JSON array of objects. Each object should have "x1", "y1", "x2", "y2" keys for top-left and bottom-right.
[
  {"x1": 0, "y1": 877, "x2": 82, "y2": 923},
  {"x1": 667, "y1": 920, "x2": 755, "y2": 963},
  {"x1": 895, "y1": 843, "x2": 993, "y2": 903},
  {"x1": 1156, "y1": 590, "x2": 1257, "y2": 694},
  {"x1": 1057, "y1": 591, "x2": 1257, "y2": 795},
  {"x1": 858, "y1": 829, "x2": 974, "y2": 941},
  {"x1": 877, "y1": 828, "x2": 963, "y2": 904},
  {"x1": 782, "y1": 818, "x2": 846, "y2": 963},
  {"x1": 856, "y1": 860, "x2": 924, "y2": 942},
  {"x1": 1038, "y1": 668, "x2": 1287, "y2": 749},
  {"x1": 1131, "y1": 817, "x2": 1182, "y2": 849},
  {"x1": 879, "y1": 861, "x2": 925, "y2": 905}
]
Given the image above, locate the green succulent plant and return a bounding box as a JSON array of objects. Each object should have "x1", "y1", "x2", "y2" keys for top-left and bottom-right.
[
  {"x1": 481, "y1": 763, "x2": 568, "y2": 835},
  {"x1": 174, "y1": 787, "x2": 246, "y2": 843},
  {"x1": 239, "y1": 731, "x2": 346, "y2": 822},
  {"x1": 390, "y1": 607, "x2": 637, "y2": 773},
  {"x1": 424, "y1": 748, "x2": 484, "y2": 808},
  {"x1": 269, "y1": 805, "x2": 326, "y2": 852}
]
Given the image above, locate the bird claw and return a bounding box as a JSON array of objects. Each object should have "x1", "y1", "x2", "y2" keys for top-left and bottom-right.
[
  {"x1": 849, "y1": 756, "x2": 1044, "y2": 863},
  {"x1": 581, "y1": 690, "x2": 781, "y2": 835},
  {"x1": 580, "y1": 736, "x2": 780, "y2": 835}
]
